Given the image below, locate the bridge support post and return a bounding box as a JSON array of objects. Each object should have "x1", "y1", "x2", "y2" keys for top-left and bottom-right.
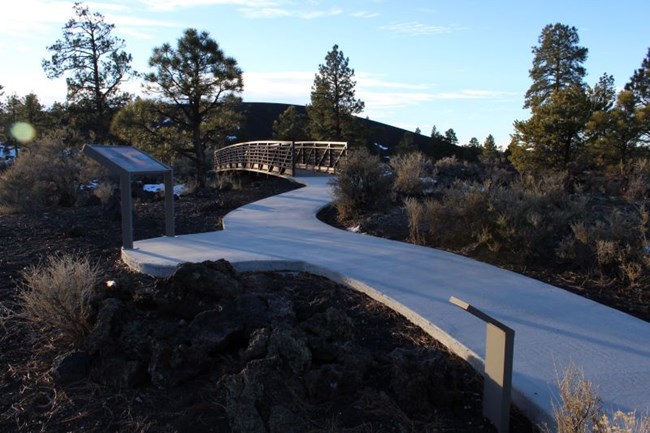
[{"x1": 291, "y1": 141, "x2": 296, "y2": 176}]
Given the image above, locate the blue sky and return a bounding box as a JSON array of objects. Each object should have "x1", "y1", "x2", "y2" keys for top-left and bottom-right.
[{"x1": 1, "y1": 0, "x2": 649, "y2": 148}]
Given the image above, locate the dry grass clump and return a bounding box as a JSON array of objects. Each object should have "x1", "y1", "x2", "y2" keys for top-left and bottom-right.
[
  {"x1": 19, "y1": 253, "x2": 103, "y2": 346},
  {"x1": 621, "y1": 159, "x2": 650, "y2": 202},
  {"x1": 546, "y1": 366, "x2": 650, "y2": 433},
  {"x1": 211, "y1": 171, "x2": 242, "y2": 191},
  {"x1": 93, "y1": 181, "x2": 116, "y2": 205},
  {"x1": 550, "y1": 366, "x2": 603, "y2": 433},
  {"x1": 331, "y1": 148, "x2": 391, "y2": 222},
  {"x1": 391, "y1": 152, "x2": 431, "y2": 197}
]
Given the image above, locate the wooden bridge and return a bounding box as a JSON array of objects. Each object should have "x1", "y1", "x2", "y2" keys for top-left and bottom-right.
[{"x1": 214, "y1": 141, "x2": 347, "y2": 177}]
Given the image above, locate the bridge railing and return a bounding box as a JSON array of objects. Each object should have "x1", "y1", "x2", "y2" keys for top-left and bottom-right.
[
  {"x1": 214, "y1": 140, "x2": 347, "y2": 177},
  {"x1": 214, "y1": 140, "x2": 294, "y2": 176},
  {"x1": 294, "y1": 141, "x2": 347, "y2": 174}
]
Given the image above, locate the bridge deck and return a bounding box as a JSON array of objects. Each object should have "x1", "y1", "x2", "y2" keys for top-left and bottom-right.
[{"x1": 122, "y1": 176, "x2": 650, "y2": 428}]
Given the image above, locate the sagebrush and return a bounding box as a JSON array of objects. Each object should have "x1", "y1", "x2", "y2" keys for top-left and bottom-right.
[
  {"x1": 0, "y1": 128, "x2": 93, "y2": 212},
  {"x1": 404, "y1": 173, "x2": 585, "y2": 265},
  {"x1": 546, "y1": 366, "x2": 650, "y2": 433},
  {"x1": 391, "y1": 152, "x2": 431, "y2": 197},
  {"x1": 19, "y1": 253, "x2": 103, "y2": 346},
  {"x1": 331, "y1": 148, "x2": 391, "y2": 222}
]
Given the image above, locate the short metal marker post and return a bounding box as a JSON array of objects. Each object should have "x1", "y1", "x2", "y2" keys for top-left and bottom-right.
[{"x1": 449, "y1": 296, "x2": 515, "y2": 433}]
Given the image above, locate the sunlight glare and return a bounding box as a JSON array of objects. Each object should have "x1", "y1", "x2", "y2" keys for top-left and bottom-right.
[{"x1": 10, "y1": 122, "x2": 36, "y2": 143}]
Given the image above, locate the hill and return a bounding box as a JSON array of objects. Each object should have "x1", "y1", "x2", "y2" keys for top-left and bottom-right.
[{"x1": 236, "y1": 102, "x2": 472, "y2": 160}]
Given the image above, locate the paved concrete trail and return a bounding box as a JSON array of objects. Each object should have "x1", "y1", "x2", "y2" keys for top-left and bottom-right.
[{"x1": 122, "y1": 176, "x2": 650, "y2": 426}]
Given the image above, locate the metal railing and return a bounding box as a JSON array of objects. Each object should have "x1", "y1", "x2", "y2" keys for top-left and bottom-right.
[
  {"x1": 214, "y1": 140, "x2": 347, "y2": 177},
  {"x1": 294, "y1": 141, "x2": 347, "y2": 174}
]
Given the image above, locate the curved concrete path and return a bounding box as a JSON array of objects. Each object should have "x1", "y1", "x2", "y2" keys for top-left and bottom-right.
[{"x1": 122, "y1": 176, "x2": 650, "y2": 426}]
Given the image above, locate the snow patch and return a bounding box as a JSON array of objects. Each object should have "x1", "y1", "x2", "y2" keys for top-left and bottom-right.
[
  {"x1": 0, "y1": 143, "x2": 18, "y2": 163},
  {"x1": 420, "y1": 177, "x2": 437, "y2": 195},
  {"x1": 79, "y1": 180, "x2": 100, "y2": 191},
  {"x1": 143, "y1": 183, "x2": 187, "y2": 196}
]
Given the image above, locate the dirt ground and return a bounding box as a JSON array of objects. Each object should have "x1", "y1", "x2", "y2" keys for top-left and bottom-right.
[{"x1": 0, "y1": 173, "x2": 538, "y2": 433}]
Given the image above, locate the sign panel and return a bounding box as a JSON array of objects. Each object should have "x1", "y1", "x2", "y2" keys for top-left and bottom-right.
[
  {"x1": 84, "y1": 145, "x2": 170, "y2": 174},
  {"x1": 82, "y1": 144, "x2": 174, "y2": 249}
]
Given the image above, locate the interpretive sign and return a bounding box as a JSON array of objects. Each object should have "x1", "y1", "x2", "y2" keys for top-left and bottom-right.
[
  {"x1": 83, "y1": 145, "x2": 174, "y2": 249},
  {"x1": 86, "y1": 145, "x2": 170, "y2": 174},
  {"x1": 449, "y1": 296, "x2": 515, "y2": 433}
]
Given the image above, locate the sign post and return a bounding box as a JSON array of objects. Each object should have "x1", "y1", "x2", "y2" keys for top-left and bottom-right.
[
  {"x1": 449, "y1": 296, "x2": 515, "y2": 433},
  {"x1": 83, "y1": 145, "x2": 175, "y2": 249}
]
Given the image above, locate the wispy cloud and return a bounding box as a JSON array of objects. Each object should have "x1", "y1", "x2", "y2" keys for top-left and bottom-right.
[
  {"x1": 351, "y1": 11, "x2": 380, "y2": 19},
  {"x1": 243, "y1": 71, "x2": 313, "y2": 102},
  {"x1": 241, "y1": 6, "x2": 342, "y2": 19},
  {"x1": 109, "y1": 15, "x2": 179, "y2": 31},
  {"x1": 0, "y1": 0, "x2": 74, "y2": 39},
  {"x1": 134, "y1": 0, "x2": 278, "y2": 12},
  {"x1": 430, "y1": 89, "x2": 518, "y2": 100},
  {"x1": 297, "y1": 8, "x2": 342, "y2": 19},
  {"x1": 134, "y1": 0, "x2": 340, "y2": 19},
  {"x1": 239, "y1": 7, "x2": 291, "y2": 18},
  {"x1": 380, "y1": 21, "x2": 463, "y2": 36},
  {"x1": 356, "y1": 73, "x2": 430, "y2": 91},
  {"x1": 0, "y1": 1, "x2": 179, "y2": 41}
]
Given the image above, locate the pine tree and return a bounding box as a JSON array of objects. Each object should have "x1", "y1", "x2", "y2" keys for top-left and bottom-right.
[
  {"x1": 272, "y1": 106, "x2": 307, "y2": 141},
  {"x1": 430, "y1": 125, "x2": 442, "y2": 139},
  {"x1": 511, "y1": 23, "x2": 594, "y2": 172},
  {"x1": 444, "y1": 128, "x2": 458, "y2": 146},
  {"x1": 42, "y1": 2, "x2": 134, "y2": 141},
  {"x1": 481, "y1": 134, "x2": 499, "y2": 162},
  {"x1": 511, "y1": 85, "x2": 591, "y2": 171},
  {"x1": 625, "y1": 47, "x2": 650, "y2": 105},
  {"x1": 524, "y1": 23, "x2": 588, "y2": 109},
  {"x1": 111, "y1": 97, "x2": 178, "y2": 164},
  {"x1": 467, "y1": 137, "x2": 480, "y2": 148},
  {"x1": 587, "y1": 49, "x2": 650, "y2": 168},
  {"x1": 307, "y1": 44, "x2": 364, "y2": 142},
  {"x1": 144, "y1": 28, "x2": 243, "y2": 187}
]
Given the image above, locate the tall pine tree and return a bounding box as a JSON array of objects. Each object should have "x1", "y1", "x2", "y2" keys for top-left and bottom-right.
[
  {"x1": 511, "y1": 23, "x2": 592, "y2": 171},
  {"x1": 307, "y1": 44, "x2": 364, "y2": 142},
  {"x1": 42, "y1": 2, "x2": 134, "y2": 142},
  {"x1": 524, "y1": 23, "x2": 588, "y2": 109},
  {"x1": 144, "y1": 28, "x2": 243, "y2": 187}
]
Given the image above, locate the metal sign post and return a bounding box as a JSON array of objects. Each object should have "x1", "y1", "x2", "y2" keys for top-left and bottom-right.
[
  {"x1": 83, "y1": 144, "x2": 175, "y2": 250},
  {"x1": 449, "y1": 296, "x2": 515, "y2": 433}
]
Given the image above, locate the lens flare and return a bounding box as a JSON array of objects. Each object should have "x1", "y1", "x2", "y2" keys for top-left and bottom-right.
[{"x1": 10, "y1": 122, "x2": 37, "y2": 143}]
